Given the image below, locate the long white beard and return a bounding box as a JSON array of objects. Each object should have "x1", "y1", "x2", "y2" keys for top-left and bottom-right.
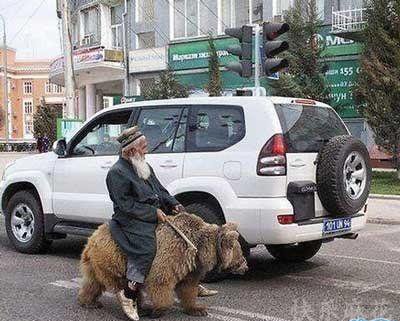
[{"x1": 130, "y1": 156, "x2": 151, "y2": 180}]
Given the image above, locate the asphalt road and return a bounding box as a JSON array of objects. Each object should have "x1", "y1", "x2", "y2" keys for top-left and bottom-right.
[{"x1": 0, "y1": 216, "x2": 399, "y2": 321}]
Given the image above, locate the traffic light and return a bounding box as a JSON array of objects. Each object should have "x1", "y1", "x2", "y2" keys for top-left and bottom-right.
[
  {"x1": 225, "y1": 26, "x2": 253, "y2": 78},
  {"x1": 262, "y1": 22, "x2": 290, "y2": 76}
]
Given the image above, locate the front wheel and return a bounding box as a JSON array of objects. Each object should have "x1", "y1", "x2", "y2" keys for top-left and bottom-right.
[
  {"x1": 266, "y1": 240, "x2": 322, "y2": 262},
  {"x1": 5, "y1": 190, "x2": 52, "y2": 254}
]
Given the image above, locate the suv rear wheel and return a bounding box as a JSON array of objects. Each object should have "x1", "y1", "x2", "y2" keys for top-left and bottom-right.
[
  {"x1": 266, "y1": 240, "x2": 322, "y2": 262},
  {"x1": 5, "y1": 190, "x2": 52, "y2": 254}
]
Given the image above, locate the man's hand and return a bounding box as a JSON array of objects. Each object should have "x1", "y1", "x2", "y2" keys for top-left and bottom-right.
[
  {"x1": 157, "y1": 209, "x2": 168, "y2": 223},
  {"x1": 172, "y1": 204, "x2": 186, "y2": 214}
]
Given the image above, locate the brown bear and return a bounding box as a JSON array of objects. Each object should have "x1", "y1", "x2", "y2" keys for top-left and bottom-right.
[{"x1": 77, "y1": 212, "x2": 248, "y2": 317}]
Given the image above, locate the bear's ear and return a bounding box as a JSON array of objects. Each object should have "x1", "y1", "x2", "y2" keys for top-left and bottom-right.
[{"x1": 218, "y1": 229, "x2": 240, "y2": 270}]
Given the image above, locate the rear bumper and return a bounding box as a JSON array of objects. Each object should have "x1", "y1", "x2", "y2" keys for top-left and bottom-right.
[{"x1": 224, "y1": 196, "x2": 367, "y2": 245}]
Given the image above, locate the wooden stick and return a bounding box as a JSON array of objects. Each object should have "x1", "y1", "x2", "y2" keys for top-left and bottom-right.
[{"x1": 165, "y1": 218, "x2": 198, "y2": 252}]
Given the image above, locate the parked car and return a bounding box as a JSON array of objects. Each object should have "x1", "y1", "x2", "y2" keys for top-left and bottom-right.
[{"x1": 0, "y1": 96, "x2": 371, "y2": 262}]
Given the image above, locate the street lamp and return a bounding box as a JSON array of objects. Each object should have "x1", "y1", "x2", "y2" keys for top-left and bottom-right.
[{"x1": 0, "y1": 14, "x2": 9, "y2": 150}]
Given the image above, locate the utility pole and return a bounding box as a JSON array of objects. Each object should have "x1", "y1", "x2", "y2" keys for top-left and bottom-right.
[
  {"x1": 254, "y1": 24, "x2": 261, "y2": 96},
  {"x1": 122, "y1": 0, "x2": 130, "y2": 97},
  {"x1": 0, "y1": 14, "x2": 9, "y2": 149},
  {"x1": 60, "y1": 0, "x2": 76, "y2": 118}
]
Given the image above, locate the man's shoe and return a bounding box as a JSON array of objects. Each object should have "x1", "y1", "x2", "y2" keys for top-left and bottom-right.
[
  {"x1": 116, "y1": 290, "x2": 140, "y2": 321},
  {"x1": 198, "y1": 284, "x2": 218, "y2": 297}
]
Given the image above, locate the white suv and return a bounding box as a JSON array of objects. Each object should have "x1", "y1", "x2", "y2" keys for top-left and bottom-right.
[{"x1": 0, "y1": 96, "x2": 371, "y2": 262}]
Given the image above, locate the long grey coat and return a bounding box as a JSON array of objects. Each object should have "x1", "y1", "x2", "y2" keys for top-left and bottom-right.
[{"x1": 106, "y1": 156, "x2": 179, "y2": 277}]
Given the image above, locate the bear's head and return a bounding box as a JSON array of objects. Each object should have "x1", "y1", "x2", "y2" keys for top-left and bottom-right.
[{"x1": 216, "y1": 223, "x2": 248, "y2": 275}]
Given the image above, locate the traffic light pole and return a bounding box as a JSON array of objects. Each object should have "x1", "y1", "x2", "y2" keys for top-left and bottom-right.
[{"x1": 254, "y1": 24, "x2": 261, "y2": 96}]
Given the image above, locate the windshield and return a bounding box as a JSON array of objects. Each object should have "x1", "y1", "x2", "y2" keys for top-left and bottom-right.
[{"x1": 275, "y1": 104, "x2": 348, "y2": 153}]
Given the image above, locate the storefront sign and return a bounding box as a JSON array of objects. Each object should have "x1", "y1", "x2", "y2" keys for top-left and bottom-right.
[
  {"x1": 50, "y1": 46, "x2": 123, "y2": 75},
  {"x1": 129, "y1": 47, "x2": 167, "y2": 73},
  {"x1": 169, "y1": 37, "x2": 238, "y2": 71},
  {"x1": 318, "y1": 25, "x2": 363, "y2": 57},
  {"x1": 325, "y1": 59, "x2": 361, "y2": 118}
]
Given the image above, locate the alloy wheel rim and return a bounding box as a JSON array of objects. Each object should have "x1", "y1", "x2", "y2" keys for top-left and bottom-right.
[
  {"x1": 11, "y1": 203, "x2": 35, "y2": 243},
  {"x1": 343, "y1": 151, "x2": 367, "y2": 200}
]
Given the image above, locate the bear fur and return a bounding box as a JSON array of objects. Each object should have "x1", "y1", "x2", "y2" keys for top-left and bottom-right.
[{"x1": 77, "y1": 212, "x2": 248, "y2": 317}]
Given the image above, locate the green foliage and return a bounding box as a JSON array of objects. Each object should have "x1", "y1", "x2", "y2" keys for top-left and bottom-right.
[
  {"x1": 142, "y1": 70, "x2": 189, "y2": 100},
  {"x1": 269, "y1": 0, "x2": 330, "y2": 103},
  {"x1": 354, "y1": 0, "x2": 400, "y2": 170},
  {"x1": 205, "y1": 35, "x2": 223, "y2": 96},
  {"x1": 33, "y1": 98, "x2": 63, "y2": 143},
  {"x1": 371, "y1": 171, "x2": 400, "y2": 195}
]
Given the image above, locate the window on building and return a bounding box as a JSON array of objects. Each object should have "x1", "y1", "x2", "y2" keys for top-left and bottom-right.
[
  {"x1": 82, "y1": 6, "x2": 100, "y2": 45},
  {"x1": 111, "y1": 5, "x2": 123, "y2": 49},
  {"x1": 45, "y1": 81, "x2": 52, "y2": 94},
  {"x1": 338, "y1": 0, "x2": 364, "y2": 10},
  {"x1": 136, "y1": 0, "x2": 154, "y2": 23},
  {"x1": 53, "y1": 84, "x2": 63, "y2": 93},
  {"x1": 137, "y1": 31, "x2": 156, "y2": 49},
  {"x1": 23, "y1": 100, "x2": 34, "y2": 137},
  {"x1": 317, "y1": 0, "x2": 324, "y2": 19},
  {"x1": 173, "y1": 0, "x2": 218, "y2": 39},
  {"x1": 23, "y1": 81, "x2": 32, "y2": 95},
  {"x1": 220, "y1": 0, "x2": 262, "y2": 31},
  {"x1": 273, "y1": 0, "x2": 291, "y2": 20},
  {"x1": 72, "y1": 19, "x2": 80, "y2": 47}
]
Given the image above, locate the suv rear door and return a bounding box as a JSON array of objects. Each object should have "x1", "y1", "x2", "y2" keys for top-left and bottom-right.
[{"x1": 274, "y1": 102, "x2": 349, "y2": 217}]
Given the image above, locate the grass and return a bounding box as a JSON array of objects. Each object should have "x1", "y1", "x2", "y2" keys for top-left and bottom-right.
[{"x1": 371, "y1": 171, "x2": 400, "y2": 195}]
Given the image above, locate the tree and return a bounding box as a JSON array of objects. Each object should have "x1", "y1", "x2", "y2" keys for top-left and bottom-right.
[
  {"x1": 142, "y1": 70, "x2": 189, "y2": 100},
  {"x1": 269, "y1": 0, "x2": 330, "y2": 104},
  {"x1": 205, "y1": 35, "x2": 223, "y2": 96},
  {"x1": 354, "y1": 0, "x2": 400, "y2": 176},
  {"x1": 33, "y1": 98, "x2": 63, "y2": 144}
]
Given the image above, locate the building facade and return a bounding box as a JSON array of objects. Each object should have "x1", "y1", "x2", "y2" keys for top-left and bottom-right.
[
  {"x1": 0, "y1": 48, "x2": 65, "y2": 143},
  {"x1": 52, "y1": 0, "x2": 370, "y2": 145}
]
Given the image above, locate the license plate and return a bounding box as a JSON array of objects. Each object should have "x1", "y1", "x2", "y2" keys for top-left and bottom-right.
[{"x1": 323, "y1": 217, "x2": 351, "y2": 235}]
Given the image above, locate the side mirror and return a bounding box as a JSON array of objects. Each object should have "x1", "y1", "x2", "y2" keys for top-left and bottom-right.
[{"x1": 52, "y1": 138, "x2": 67, "y2": 156}]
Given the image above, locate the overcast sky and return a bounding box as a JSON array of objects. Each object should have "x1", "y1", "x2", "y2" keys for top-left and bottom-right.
[{"x1": 0, "y1": 0, "x2": 61, "y2": 60}]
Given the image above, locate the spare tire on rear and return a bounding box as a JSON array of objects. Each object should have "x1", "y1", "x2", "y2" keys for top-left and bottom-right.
[{"x1": 316, "y1": 135, "x2": 371, "y2": 216}]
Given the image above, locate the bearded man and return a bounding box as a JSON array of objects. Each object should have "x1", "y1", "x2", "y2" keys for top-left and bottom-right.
[{"x1": 106, "y1": 126, "x2": 217, "y2": 321}]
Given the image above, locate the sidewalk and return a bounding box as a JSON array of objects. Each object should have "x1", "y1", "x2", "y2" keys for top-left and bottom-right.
[{"x1": 367, "y1": 197, "x2": 400, "y2": 225}]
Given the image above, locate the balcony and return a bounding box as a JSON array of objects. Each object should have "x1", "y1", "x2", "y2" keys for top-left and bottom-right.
[
  {"x1": 331, "y1": 8, "x2": 367, "y2": 42},
  {"x1": 49, "y1": 45, "x2": 124, "y2": 88}
]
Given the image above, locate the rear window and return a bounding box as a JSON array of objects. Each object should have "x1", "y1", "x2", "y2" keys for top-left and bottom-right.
[{"x1": 274, "y1": 104, "x2": 348, "y2": 153}]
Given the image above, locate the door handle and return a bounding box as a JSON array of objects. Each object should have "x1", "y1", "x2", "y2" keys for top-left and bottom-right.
[
  {"x1": 160, "y1": 160, "x2": 178, "y2": 168},
  {"x1": 290, "y1": 159, "x2": 306, "y2": 168}
]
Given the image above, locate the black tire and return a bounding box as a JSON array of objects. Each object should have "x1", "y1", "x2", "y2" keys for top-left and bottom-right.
[
  {"x1": 316, "y1": 135, "x2": 371, "y2": 216},
  {"x1": 5, "y1": 190, "x2": 52, "y2": 254},
  {"x1": 266, "y1": 240, "x2": 322, "y2": 262}
]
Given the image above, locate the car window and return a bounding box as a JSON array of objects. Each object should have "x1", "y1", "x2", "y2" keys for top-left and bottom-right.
[
  {"x1": 187, "y1": 105, "x2": 245, "y2": 152},
  {"x1": 173, "y1": 108, "x2": 188, "y2": 152},
  {"x1": 71, "y1": 110, "x2": 132, "y2": 156},
  {"x1": 274, "y1": 104, "x2": 348, "y2": 153},
  {"x1": 137, "y1": 107, "x2": 184, "y2": 154}
]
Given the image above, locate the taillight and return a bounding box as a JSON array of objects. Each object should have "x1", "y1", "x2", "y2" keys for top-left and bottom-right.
[
  {"x1": 257, "y1": 134, "x2": 287, "y2": 176},
  {"x1": 277, "y1": 215, "x2": 294, "y2": 224}
]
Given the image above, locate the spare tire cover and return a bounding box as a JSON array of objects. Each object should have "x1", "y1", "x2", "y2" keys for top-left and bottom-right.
[{"x1": 316, "y1": 135, "x2": 371, "y2": 216}]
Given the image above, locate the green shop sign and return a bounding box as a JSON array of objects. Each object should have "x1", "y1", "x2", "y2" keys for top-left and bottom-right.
[
  {"x1": 325, "y1": 59, "x2": 361, "y2": 118},
  {"x1": 318, "y1": 25, "x2": 363, "y2": 57},
  {"x1": 169, "y1": 37, "x2": 238, "y2": 71}
]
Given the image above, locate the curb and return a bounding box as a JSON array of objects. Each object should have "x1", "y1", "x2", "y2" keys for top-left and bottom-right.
[
  {"x1": 369, "y1": 194, "x2": 400, "y2": 200},
  {"x1": 367, "y1": 218, "x2": 400, "y2": 226}
]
